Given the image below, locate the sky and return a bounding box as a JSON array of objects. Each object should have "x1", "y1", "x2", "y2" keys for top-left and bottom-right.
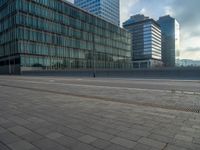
[{"x1": 67, "y1": 0, "x2": 200, "y2": 60}]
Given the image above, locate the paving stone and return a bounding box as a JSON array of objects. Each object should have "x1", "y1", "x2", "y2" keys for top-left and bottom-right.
[
  {"x1": 0, "y1": 127, "x2": 6, "y2": 134},
  {"x1": 8, "y1": 126, "x2": 32, "y2": 136},
  {"x1": 110, "y1": 137, "x2": 136, "y2": 149},
  {"x1": 22, "y1": 123, "x2": 42, "y2": 131},
  {"x1": 0, "y1": 142, "x2": 11, "y2": 150},
  {"x1": 35, "y1": 127, "x2": 54, "y2": 136},
  {"x1": 164, "y1": 144, "x2": 187, "y2": 150},
  {"x1": 29, "y1": 148, "x2": 40, "y2": 150},
  {"x1": 151, "y1": 128, "x2": 176, "y2": 138},
  {"x1": 173, "y1": 139, "x2": 200, "y2": 150},
  {"x1": 193, "y1": 138, "x2": 200, "y2": 145},
  {"x1": 46, "y1": 132, "x2": 63, "y2": 140},
  {"x1": 8, "y1": 140, "x2": 35, "y2": 150},
  {"x1": 83, "y1": 128, "x2": 114, "y2": 140},
  {"x1": 33, "y1": 139, "x2": 68, "y2": 150},
  {"x1": 27, "y1": 117, "x2": 46, "y2": 123},
  {"x1": 54, "y1": 136, "x2": 78, "y2": 148},
  {"x1": 192, "y1": 125, "x2": 200, "y2": 130},
  {"x1": 131, "y1": 124, "x2": 152, "y2": 131},
  {"x1": 0, "y1": 118, "x2": 9, "y2": 124},
  {"x1": 0, "y1": 132, "x2": 21, "y2": 144},
  {"x1": 129, "y1": 129, "x2": 151, "y2": 137},
  {"x1": 178, "y1": 130, "x2": 200, "y2": 138},
  {"x1": 175, "y1": 134, "x2": 193, "y2": 142},
  {"x1": 70, "y1": 141, "x2": 99, "y2": 150},
  {"x1": 104, "y1": 144, "x2": 130, "y2": 150},
  {"x1": 21, "y1": 132, "x2": 43, "y2": 142},
  {"x1": 91, "y1": 138, "x2": 111, "y2": 149},
  {"x1": 181, "y1": 127, "x2": 196, "y2": 133},
  {"x1": 60, "y1": 127, "x2": 84, "y2": 138},
  {"x1": 0, "y1": 121, "x2": 18, "y2": 129},
  {"x1": 132, "y1": 143, "x2": 150, "y2": 150},
  {"x1": 78, "y1": 135, "x2": 97, "y2": 144},
  {"x1": 148, "y1": 133, "x2": 173, "y2": 143},
  {"x1": 138, "y1": 137, "x2": 167, "y2": 149},
  {"x1": 9, "y1": 116, "x2": 29, "y2": 125}
]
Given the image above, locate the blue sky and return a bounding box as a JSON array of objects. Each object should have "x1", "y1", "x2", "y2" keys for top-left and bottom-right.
[{"x1": 68, "y1": 0, "x2": 200, "y2": 60}]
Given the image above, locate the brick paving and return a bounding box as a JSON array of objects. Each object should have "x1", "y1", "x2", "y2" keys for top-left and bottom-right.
[{"x1": 0, "y1": 76, "x2": 200, "y2": 150}]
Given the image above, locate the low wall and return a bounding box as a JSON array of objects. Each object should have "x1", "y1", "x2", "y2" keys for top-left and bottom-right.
[
  {"x1": 0, "y1": 65, "x2": 20, "y2": 75},
  {"x1": 21, "y1": 68, "x2": 200, "y2": 80}
]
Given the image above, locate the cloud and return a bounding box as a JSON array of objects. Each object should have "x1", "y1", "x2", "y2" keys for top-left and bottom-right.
[
  {"x1": 164, "y1": 6, "x2": 173, "y2": 16},
  {"x1": 140, "y1": 8, "x2": 146, "y2": 14},
  {"x1": 170, "y1": 0, "x2": 200, "y2": 27},
  {"x1": 120, "y1": 0, "x2": 139, "y2": 26},
  {"x1": 185, "y1": 47, "x2": 200, "y2": 52},
  {"x1": 181, "y1": 50, "x2": 200, "y2": 60},
  {"x1": 190, "y1": 31, "x2": 200, "y2": 38},
  {"x1": 168, "y1": 0, "x2": 200, "y2": 59}
]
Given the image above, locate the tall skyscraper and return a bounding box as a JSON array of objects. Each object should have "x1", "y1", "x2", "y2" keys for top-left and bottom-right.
[
  {"x1": 74, "y1": 0, "x2": 120, "y2": 26},
  {"x1": 123, "y1": 14, "x2": 162, "y2": 68},
  {"x1": 157, "y1": 15, "x2": 180, "y2": 67}
]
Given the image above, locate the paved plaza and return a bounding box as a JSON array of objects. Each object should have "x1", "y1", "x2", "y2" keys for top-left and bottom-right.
[{"x1": 0, "y1": 76, "x2": 200, "y2": 150}]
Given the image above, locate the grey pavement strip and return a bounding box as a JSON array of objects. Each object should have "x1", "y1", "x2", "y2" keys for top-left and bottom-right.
[{"x1": 0, "y1": 83, "x2": 200, "y2": 114}]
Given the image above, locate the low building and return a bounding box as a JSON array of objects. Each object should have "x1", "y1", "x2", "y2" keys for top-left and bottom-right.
[
  {"x1": 0, "y1": 0, "x2": 132, "y2": 74},
  {"x1": 176, "y1": 59, "x2": 200, "y2": 67},
  {"x1": 123, "y1": 14, "x2": 162, "y2": 68}
]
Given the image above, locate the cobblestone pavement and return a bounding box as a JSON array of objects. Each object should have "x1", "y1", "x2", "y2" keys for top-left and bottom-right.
[{"x1": 0, "y1": 76, "x2": 200, "y2": 150}]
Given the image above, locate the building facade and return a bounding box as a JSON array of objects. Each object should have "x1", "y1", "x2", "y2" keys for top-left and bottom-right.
[
  {"x1": 0, "y1": 0, "x2": 132, "y2": 74},
  {"x1": 74, "y1": 0, "x2": 120, "y2": 26},
  {"x1": 157, "y1": 15, "x2": 180, "y2": 67},
  {"x1": 123, "y1": 15, "x2": 162, "y2": 68}
]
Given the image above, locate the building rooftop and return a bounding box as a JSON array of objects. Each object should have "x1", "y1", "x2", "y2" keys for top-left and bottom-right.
[
  {"x1": 158, "y1": 15, "x2": 176, "y2": 21},
  {"x1": 123, "y1": 14, "x2": 160, "y2": 27}
]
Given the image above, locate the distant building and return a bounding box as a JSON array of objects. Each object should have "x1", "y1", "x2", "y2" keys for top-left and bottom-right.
[
  {"x1": 74, "y1": 0, "x2": 120, "y2": 26},
  {"x1": 123, "y1": 14, "x2": 162, "y2": 68},
  {"x1": 157, "y1": 15, "x2": 180, "y2": 67},
  {"x1": 176, "y1": 59, "x2": 200, "y2": 67},
  {"x1": 0, "y1": 0, "x2": 132, "y2": 74}
]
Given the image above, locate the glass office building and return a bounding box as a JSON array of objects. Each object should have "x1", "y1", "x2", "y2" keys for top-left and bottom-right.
[
  {"x1": 74, "y1": 0, "x2": 120, "y2": 26},
  {"x1": 0, "y1": 0, "x2": 132, "y2": 74},
  {"x1": 157, "y1": 15, "x2": 180, "y2": 67},
  {"x1": 123, "y1": 15, "x2": 162, "y2": 68}
]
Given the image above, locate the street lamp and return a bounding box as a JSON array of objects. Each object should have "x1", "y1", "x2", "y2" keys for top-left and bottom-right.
[
  {"x1": 8, "y1": 52, "x2": 11, "y2": 75},
  {"x1": 92, "y1": 33, "x2": 96, "y2": 78}
]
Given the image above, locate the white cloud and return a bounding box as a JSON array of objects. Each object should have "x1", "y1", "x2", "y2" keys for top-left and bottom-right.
[
  {"x1": 120, "y1": 0, "x2": 139, "y2": 26},
  {"x1": 140, "y1": 8, "x2": 146, "y2": 14},
  {"x1": 169, "y1": 0, "x2": 200, "y2": 60},
  {"x1": 181, "y1": 50, "x2": 200, "y2": 60},
  {"x1": 164, "y1": 6, "x2": 173, "y2": 16}
]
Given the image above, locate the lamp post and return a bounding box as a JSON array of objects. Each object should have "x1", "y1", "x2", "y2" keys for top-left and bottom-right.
[
  {"x1": 8, "y1": 53, "x2": 11, "y2": 75},
  {"x1": 92, "y1": 33, "x2": 96, "y2": 78}
]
